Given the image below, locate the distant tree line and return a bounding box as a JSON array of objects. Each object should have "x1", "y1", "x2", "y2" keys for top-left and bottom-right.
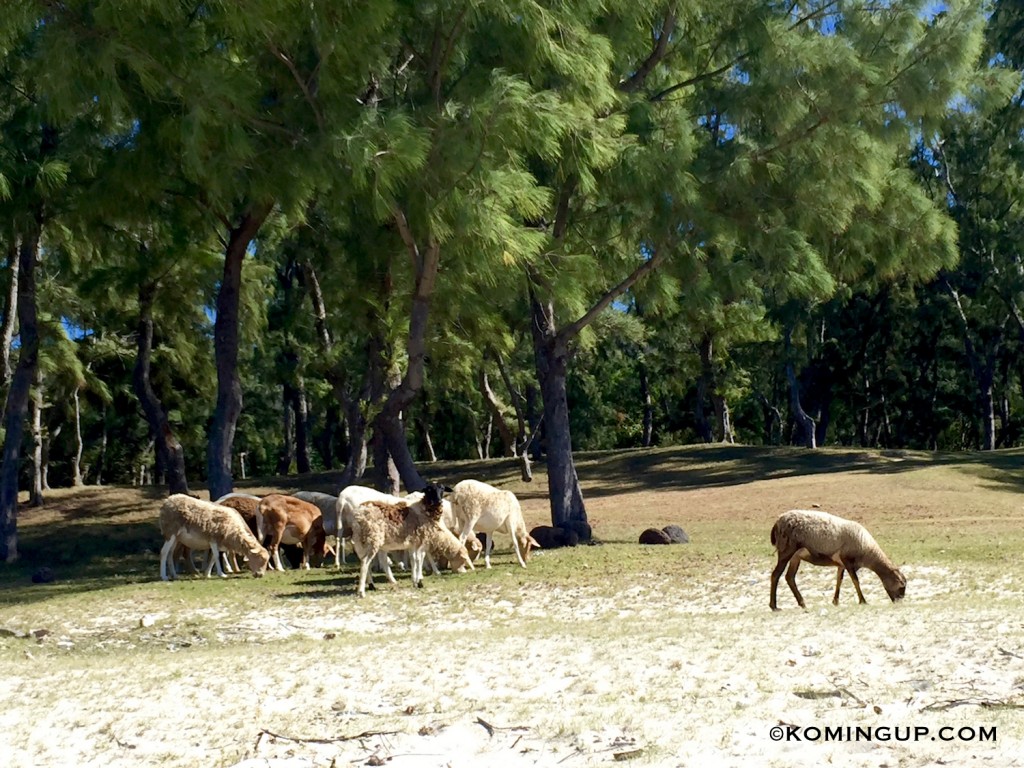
[{"x1": 2, "y1": 0, "x2": 1022, "y2": 561}]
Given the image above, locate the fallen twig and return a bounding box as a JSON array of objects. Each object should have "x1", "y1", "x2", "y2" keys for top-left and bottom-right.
[
  {"x1": 827, "y1": 677, "x2": 867, "y2": 707},
  {"x1": 921, "y1": 697, "x2": 1024, "y2": 712},
  {"x1": 258, "y1": 727, "x2": 400, "y2": 745},
  {"x1": 474, "y1": 715, "x2": 528, "y2": 736},
  {"x1": 998, "y1": 646, "x2": 1023, "y2": 660},
  {"x1": 613, "y1": 748, "x2": 644, "y2": 761},
  {"x1": 475, "y1": 717, "x2": 495, "y2": 737},
  {"x1": 557, "y1": 746, "x2": 583, "y2": 764}
]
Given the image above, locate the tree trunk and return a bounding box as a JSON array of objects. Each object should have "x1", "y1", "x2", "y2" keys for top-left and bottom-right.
[
  {"x1": 495, "y1": 353, "x2": 535, "y2": 481},
  {"x1": 368, "y1": 221, "x2": 441, "y2": 494},
  {"x1": 530, "y1": 291, "x2": 587, "y2": 527},
  {"x1": 480, "y1": 368, "x2": 516, "y2": 456},
  {"x1": 277, "y1": 383, "x2": 295, "y2": 475},
  {"x1": 694, "y1": 334, "x2": 714, "y2": 443},
  {"x1": 95, "y1": 404, "x2": 107, "y2": 485},
  {"x1": 712, "y1": 394, "x2": 734, "y2": 443},
  {"x1": 0, "y1": 228, "x2": 41, "y2": 562},
  {"x1": 72, "y1": 387, "x2": 84, "y2": 486},
  {"x1": 295, "y1": 380, "x2": 310, "y2": 474},
  {"x1": 757, "y1": 393, "x2": 782, "y2": 445},
  {"x1": 30, "y1": 367, "x2": 44, "y2": 507},
  {"x1": 42, "y1": 424, "x2": 60, "y2": 493},
  {"x1": 1, "y1": 240, "x2": 18, "y2": 385},
  {"x1": 639, "y1": 360, "x2": 654, "y2": 447},
  {"x1": 132, "y1": 282, "x2": 191, "y2": 495},
  {"x1": 979, "y1": 367, "x2": 996, "y2": 451},
  {"x1": 315, "y1": 403, "x2": 340, "y2": 469},
  {"x1": 421, "y1": 416, "x2": 437, "y2": 462},
  {"x1": 784, "y1": 327, "x2": 816, "y2": 448},
  {"x1": 206, "y1": 204, "x2": 272, "y2": 500}
]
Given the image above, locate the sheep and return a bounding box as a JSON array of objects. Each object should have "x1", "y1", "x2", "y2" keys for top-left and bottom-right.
[
  {"x1": 529, "y1": 525, "x2": 579, "y2": 550},
  {"x1": 349, "y1": 483, "x2": 450, "y2": 597},
  {"x1": 293, "y1": 490, "x2": 345, "y2": 567},
  {"x1": 214, "y1": 493, "x2": 262, "y2": 572},
  {"x1": 256, "y1": 494, "x2": 329, "y2": 571},
  {"x1": 449, "y1": 479, "x2": 539, "y2": 568},
  {"x1": 424, "y1": 523, "x2": 476, "y2": 574},
  {"x1": 339, "y1": 485, "x2": 458, "y2": 580},
  {"x1": 769, "y1": 509, "x2": 906, "y2": 611},
  {"x1": 159, "y1": 494, "x2": 269, "y2": 580}
]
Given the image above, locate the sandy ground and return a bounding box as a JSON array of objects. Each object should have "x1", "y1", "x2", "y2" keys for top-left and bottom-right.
[{"x1": 2, "y1": 557, "x2": 1022, "y2": 768}]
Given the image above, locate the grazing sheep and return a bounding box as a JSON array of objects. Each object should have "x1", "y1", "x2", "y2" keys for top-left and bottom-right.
[
  {"x1": 529, "y1": 525, "x2": 578, "y2": 550},
  {"x1": 256, "y1": 494, "x2": 329, "y2": 571},
  {"x1": 450, "y1": 479, "x2": 539, "y2": 568},
  {"x1": 293, "y1": 490, "x2": 345, "y2": 567},
  {"x1": 349, "y1": 483, "x2": 449, "y2": 597},
  {"x1": 769, "y1": 509, "x2": 906, "y2": 611},
  {"x1": 424, "y1": 523, "x2": 475, "y2": 574},
  {"x1": 159, "y1": 495, "x2": 269, "y2": 581},
  {"x1": 214, "y1": 493, "x2": 262, "y2": 572}
]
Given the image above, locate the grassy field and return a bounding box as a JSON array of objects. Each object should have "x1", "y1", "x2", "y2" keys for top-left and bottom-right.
[{"x1": 1, "y1": 444, "x2": 1023, "y2": 767}]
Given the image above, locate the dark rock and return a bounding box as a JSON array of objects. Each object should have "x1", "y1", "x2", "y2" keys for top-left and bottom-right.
[
  {"x1": 639, "y1": 528, "x2": 672, "y2": 545},
  {"x1": 661, "y1": 525, "x2": 690, "y2": 544},
  {"x1": 560, "y1": 519, "x2": 593, "y2": 543},
  {"x1": 31, "y1": 567, "x2": 56, "y2": 584}
]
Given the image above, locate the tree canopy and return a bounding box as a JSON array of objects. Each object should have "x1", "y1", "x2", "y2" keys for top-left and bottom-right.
[{"x1": 2, "y1": 0, "x2": 1023, "y2": 560}]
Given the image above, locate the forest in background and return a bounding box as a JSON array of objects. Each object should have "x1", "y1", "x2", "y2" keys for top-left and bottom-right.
[{"x1": 2, "y1": 0, "x2": 1024, "y2": 560}]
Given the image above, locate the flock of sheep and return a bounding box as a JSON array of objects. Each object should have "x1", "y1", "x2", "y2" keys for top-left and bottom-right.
[
  {"x1": 157, "y1": 478, "x2": 538, "y2": 597},
  {"x1": 157, "y1": 478, "x2": 908, "y2": 610}
]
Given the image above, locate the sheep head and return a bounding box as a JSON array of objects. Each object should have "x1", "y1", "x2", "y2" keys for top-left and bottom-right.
[
  {"x1": 246, "y1": 546, "x2": 270, "y2": 578},
  {"x1": 882, "y1": 568, "x2": 907, "y2": 602}
]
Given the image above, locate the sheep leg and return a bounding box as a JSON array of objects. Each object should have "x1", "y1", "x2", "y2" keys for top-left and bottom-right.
[
  {"x1": 510, "y1": 526, "x2": 528, "y2": 569},
  {"x1": 160, "y1": 535, "x2": 178, "y2": 581},
  {"x1": 358, "y1": 555, "x2": 374, "y2": 598},
  {"x1": 426, "y1": 552, "x2": 441, "y2": 575},
  {"x1": 377, "y1": 551, "x2": 398, "y2": 583},
  {"x1": 484, "y1": 533, "x2": 494, "y2": 569},
  {"x1": 832, "y1": 567, "x2": 845, "y2": 605},
  {"x1": 783, "y1": 558, "x2": 807, "y2": 609},
  {"x1": 843, "y1": 560, "x2": 868, "y2": 604},
  {"x1": 411, "y1": 548, "x2": 425, "y2": 588},
  {"x1": 205, "y1": 542, "x2": 227, "y2": 578},
  {"x1": 769, "y1": 551, "x2": 796, "y2": 611}
]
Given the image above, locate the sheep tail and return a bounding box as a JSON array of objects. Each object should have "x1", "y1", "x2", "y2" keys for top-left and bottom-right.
[{"x1": 770, "y1": 522, "x2": 778, "y2": 547}]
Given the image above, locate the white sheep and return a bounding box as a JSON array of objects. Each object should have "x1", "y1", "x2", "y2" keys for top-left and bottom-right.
[
  {"x1": 769, "y1": 509, "x2": 906, "y2": 611},
  {"x1": 349, "y1": 483, "x2": 450, "y2": 597},
  {"x1": 293, "y1": 490, "x2": 344, "y2": 567},
  {"x1": 159, "y1": 494, "x2": 269, "y2": 581},
  {"x1": 213, "y1": 492, "x2": 262, "y2": 572},
  {"x1": 449, "y1": 479, "x2": 538, "y2": 568}
]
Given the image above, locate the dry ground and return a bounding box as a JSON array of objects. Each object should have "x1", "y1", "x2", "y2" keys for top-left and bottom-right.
[{"x1": 1, "y1": 445, "x2": 1023, "y2": 767}]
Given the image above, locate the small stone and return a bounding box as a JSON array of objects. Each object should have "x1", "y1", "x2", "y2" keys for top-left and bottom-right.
[
  {"x1": 638, "y1": 528, "x2": 672, "y2": 545},
  {"x1": 31, "y1": 567, "x2": 56, "y2": 584}
]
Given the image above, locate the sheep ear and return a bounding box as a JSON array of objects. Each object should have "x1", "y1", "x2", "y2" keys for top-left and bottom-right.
[{"x1": 443, "y1": 485, "x2": 454, "y2": 493}]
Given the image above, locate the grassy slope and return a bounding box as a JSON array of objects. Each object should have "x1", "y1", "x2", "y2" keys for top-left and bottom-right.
[{"x1": 2, "y1": 444, "x2": 1022, "y2": 607}]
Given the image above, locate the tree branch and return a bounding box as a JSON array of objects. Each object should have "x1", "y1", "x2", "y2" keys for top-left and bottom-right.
[
  {"x1": 558, "y1": 248, "x2": 668, "y2": 343},
  {"x1": 618, "y1": 6, "x2": 678, "y2": 93}
]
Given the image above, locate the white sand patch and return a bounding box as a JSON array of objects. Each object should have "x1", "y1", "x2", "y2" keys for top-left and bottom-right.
[{"x1": 2, "y1": 563, "x2": 1023, "y2": 768}]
